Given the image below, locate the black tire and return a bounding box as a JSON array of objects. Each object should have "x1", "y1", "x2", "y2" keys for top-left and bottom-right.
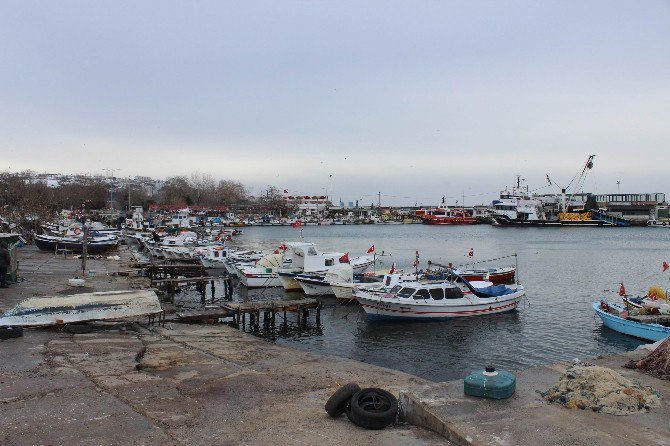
[
  {"x1": 325, "y1": 382, "x2": 361, "y2": 417},
  {"x1": 348, "y1": 388, "x2": 398, "y2": 430},
  {"x1": 0, "y1": 326, "x2": 24, "y2": 340}
]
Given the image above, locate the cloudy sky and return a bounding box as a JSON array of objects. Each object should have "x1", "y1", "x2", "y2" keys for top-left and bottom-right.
[{"x1": 1, "y1": 1, "x2": 669, "y2": 205}]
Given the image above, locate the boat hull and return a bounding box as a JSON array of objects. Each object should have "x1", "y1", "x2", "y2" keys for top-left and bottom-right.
[
  {"x1": 593, "y1": 302, "x2": 670, "y2": 341},
  {"x1": 35, "y1": 236, "x2": 118, "y2": 254},
  {"x1": 355, "y1": 289, "x2": 524, "y2": 320},
  {"x1": 297, "y1": 277, "x2": 333, "y2": 296},
  {"x1": 278, "y1": 272, "x2": 303, "y2": 291}
]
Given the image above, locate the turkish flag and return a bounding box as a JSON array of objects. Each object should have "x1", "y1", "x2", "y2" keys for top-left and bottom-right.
[
  {"x1": 279, "y1": 244, "x2": 287, "y2": 251},
  {"x1": 292, "y1": 221, "x2": 301, "y2": 228},
  {"x1": 339, "y1": 253, "x2": 349, "y2": 263},
  {"x1": 619, "y1": 283, "x2": 626, "y2": 296},
  {"x1": 389, "y1": 263, "x2": 395, "y2": 274},
  {"x1": 367, "y1": 245, "x2": 375, "y2": 253},
  {"x1": 468, "y1": 249, "x2": 474, "y2": 257},
  {"x1": 663, "y1": 261, "x2": 669, "y2": 272},
  {"x1": 274, "y1": 249, "x2": 280, "y2": 254}
]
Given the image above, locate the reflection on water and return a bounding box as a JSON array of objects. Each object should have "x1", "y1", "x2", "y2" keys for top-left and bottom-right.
[{"x1": 172, "y1": 225, "x2": 665, "y2": 381}]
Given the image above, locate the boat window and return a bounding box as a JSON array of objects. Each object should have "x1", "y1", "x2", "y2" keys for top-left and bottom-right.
[
  {"x1": 385, "y1": 276, "x2": 392, "y2": 286},
  {"x1": 307, "y1": 247, "x2": 317, "y2": 255},
  {"x1": 429, "y1": 288, "x2": 444, "y2": 300},
  {"x1": 397, "y1": 287, "x2": 416, "y2": 298},
  {"x1": 414, "y1": 289, "x2": 430, "y2": 300},
  {"x1": 214, "y1": 251, "x2": 219, "y2": 258},
  {"x1": 325, "y1": 258, "x2": 334, "y2": 266},
  {"x1": 444, "y1": 287, "x2": 464, "y2": 299},
  {"x1": 390, "y1": 285, "x2": 402, "y2": 293}
]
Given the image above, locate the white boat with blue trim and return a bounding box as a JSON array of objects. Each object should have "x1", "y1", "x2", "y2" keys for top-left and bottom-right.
[{"x1": 353, "y1": 274, "x2": 524, "y2": 320}]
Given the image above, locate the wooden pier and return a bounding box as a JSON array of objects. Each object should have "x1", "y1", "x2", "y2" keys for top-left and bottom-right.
[
  {"x1": 151, "y1": 275, "x2": 234, "y2": 301},
  {"x1": 224, "y1": 298, "x2": 321, "y2": 332},
  {"x1": 146, "y1": 263, "x2": 206, "y2": 281}
]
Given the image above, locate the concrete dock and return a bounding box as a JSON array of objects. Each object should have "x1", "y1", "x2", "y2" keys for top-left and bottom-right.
[{"x1": 2, "y1": 246, "x2": 670, "y2": 445}]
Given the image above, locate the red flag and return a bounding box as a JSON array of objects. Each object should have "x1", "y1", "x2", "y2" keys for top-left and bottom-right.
[
  {"x1": 619, "y1": 283, "x2": 626, "y2": 296},
  {"x1": 339, "y1": 253, "x2": 349, "y2": 263},
  {"x1": 389, "y1": 263, "x2": 395, "y2": 274},
  {"x1": 273, "y1": 249, "x2": 280, "y2": 254},
  {"x1": 468, "y1": 248, "x2": 474, "y2": 257},
  {"x1": 226, "y1": 235, "x2": 232, "y2": 241},
  {"x1": 413, "y1": 259, "x2": 419, "y2": 268},
  {"x1": 663, "y1": 261, "x2": 669, "y2": 272},
  {"x1": 291, "y1": 221, "x2": 301, "y2": 228},
  {"x1": 279, "y1": 244, "x2": 287, "y2": 251},
  {"x1": 367, "y1": 245, "x2": 375, "y2": 253}
]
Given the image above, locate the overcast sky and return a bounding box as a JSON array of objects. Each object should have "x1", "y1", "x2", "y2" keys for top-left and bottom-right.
[{"x1": 1, "y1": 1, "x2": 669, "y2": 205}]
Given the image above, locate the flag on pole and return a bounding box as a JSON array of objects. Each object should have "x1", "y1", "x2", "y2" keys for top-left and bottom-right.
[
  {"x1": 274, "y1": 249, "x2": 280, "y2": 254},
  {"x1": 279, "y1": 244, "x2": 287, "y2": 251},
  {"x1": 292, "y1": 221, "x2": 301, "y2": 228},
  {"x1": 389, "y1": 263, "x2": 395, "y2": 274},
  {"x1": 339, "y1": 253, "x2": 350, "y2": 263},
  {"x1": 619, "y1": 283, "x2": 626, "y2": 296},
  {"x1": 468, "y1": 248, "x2": 474, "y2": 257},
  {"x1": 663, "y1": 261, "x2": 669, "y2": 272},
  {"x1": 367, "y1": 245, "x2": 375, "y2": 253},
  {"x1": 413, "y1": 259, "x2": 419, "y2": 267}
]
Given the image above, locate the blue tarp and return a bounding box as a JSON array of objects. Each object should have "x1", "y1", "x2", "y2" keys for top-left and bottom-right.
[{"x1": 474, "y1": 285, "x2": 515, "y2": 297}]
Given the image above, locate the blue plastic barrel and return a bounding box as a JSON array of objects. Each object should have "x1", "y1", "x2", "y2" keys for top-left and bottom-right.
[{"x1": 464, "y1": 365, "x2": 516, "y2": 400}]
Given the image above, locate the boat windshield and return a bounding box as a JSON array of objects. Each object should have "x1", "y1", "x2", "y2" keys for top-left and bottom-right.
[
  {"x1": 445, "y1": 287, "x2": 464, "y2": 299},
  {"x1": 397, "y1": 287, "x2": 416, "y2": 298},
  {"x1": 390, "y1": 285, "x2": 402, "y2": 293},
  {"x1": 429, "y1": 288, "x2": 444, "y2": 300},
  {"x1": 414, "y1": 289, "x2": 430, "y2": 300}
]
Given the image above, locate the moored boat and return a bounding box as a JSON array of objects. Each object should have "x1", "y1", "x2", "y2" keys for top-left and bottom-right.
[
  {"x1": 34, "y1": 234, "x2": 118, "y2": 254},
  {"x1": 593, "y1": 301, "x2": 670, "y2": 341},
  {"x1": 354, "y1": 274, "x2": 524, "y2": 320}
]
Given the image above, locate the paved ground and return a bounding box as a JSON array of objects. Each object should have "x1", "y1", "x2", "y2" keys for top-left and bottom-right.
[
  {"x1": 0, "y1": 246, "x2": 450, "y2": 445},
  {"x1": 400, "y1": 352, "x2": 670, "y2": 446}
]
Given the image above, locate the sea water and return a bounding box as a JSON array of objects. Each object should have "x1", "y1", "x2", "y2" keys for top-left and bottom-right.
[{"x1": 175, "y1": 224, "x2": 670, "y2": 381}]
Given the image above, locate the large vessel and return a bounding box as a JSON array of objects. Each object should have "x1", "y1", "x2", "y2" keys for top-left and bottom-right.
[{"x1": 418, "y1": 206, "x2": 477, "y2": 225}]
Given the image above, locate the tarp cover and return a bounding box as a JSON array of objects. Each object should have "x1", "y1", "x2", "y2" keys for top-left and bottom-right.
[{"x1": 326, "y1": 263, "x2": 354, "y2": 284}]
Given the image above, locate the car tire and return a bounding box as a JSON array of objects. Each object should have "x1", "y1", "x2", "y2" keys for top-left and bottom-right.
[
  {"x1": 325, "y1": 382, "x2": 361, "y2": 417},
  {"x1": 348, "y1": 388, "x2": 398, "y2": 430}
]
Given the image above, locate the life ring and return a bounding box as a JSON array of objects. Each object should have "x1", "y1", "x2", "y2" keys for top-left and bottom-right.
[{"x1": 74, "y1": 228, "x2": 82, "y2": 235}]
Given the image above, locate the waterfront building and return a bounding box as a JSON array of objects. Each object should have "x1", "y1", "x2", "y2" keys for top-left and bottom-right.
[{"x1": 594, "y1": 193, "x2": 666, "y2": 222}]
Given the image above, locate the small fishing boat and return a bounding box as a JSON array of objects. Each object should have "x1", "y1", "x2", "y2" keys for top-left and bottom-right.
[
  {"x1": 354, "y1": 274, "x2": 524, "y2": 320},
  {"x1": 593, "y1": 301, "x2": 670, "y2": 341},
  {"x1": 456, "y1": 267, "x2": 515, "y2": 284},
  {"x1": 34, "y1": 234, "x2": 119, "y2": 254}
]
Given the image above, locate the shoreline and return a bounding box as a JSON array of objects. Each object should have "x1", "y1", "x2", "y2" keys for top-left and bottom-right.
[{"x1": 2, "y1": 245, "x2": 670, "y2": 445}]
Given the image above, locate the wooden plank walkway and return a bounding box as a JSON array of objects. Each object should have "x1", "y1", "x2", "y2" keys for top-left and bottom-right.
[{"x1": 224, "y1": 298, "x2": 321, "y2": 332}]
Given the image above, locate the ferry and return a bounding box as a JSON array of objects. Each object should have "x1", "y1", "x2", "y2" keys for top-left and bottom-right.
[{"x1": 417, "y1": 206, "x2": 477, "y2": 225}]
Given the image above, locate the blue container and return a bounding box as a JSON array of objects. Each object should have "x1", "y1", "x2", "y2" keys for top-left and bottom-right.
[{"x1": 464, "y1": 366, "x2": 516, "y2": 400}]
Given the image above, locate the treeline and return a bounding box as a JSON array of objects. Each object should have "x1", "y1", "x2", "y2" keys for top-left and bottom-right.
[{"x1": 0, "y1": 171, "x2": 287, "y2": 223}]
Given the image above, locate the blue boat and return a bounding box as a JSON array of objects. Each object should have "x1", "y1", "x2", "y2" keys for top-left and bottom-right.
[{"x1": 593, "y1": 301, "x2": 670, "y2": 341}]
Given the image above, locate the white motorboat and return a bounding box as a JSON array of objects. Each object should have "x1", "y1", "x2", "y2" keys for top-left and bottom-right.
[
  {"x1": 277, "y1": 243, "x2": 376, "y2": 291},
  {"x1": 238, "y1": 253, "x2": 292, "y2": 288},
  {"x1": 353, "y1": 274, "x2": 525, "y2": 320}
]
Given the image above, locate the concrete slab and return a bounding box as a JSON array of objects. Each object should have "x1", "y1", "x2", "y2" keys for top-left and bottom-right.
[{"x1": 400, "y1": 351, "x2": 670, "y2": 445}]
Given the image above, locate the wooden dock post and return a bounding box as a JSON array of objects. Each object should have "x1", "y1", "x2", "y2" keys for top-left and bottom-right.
[{"x1": 316, "y1": 303, "x2": 321, "y2": 325}]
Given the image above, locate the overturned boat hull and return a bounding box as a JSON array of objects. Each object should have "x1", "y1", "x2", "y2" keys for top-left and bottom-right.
[{"x1": 0, "y1": 290, "x2": 162, "y2": 327}]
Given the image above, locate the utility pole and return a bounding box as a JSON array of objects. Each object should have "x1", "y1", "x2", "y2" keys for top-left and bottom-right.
[
  {"x1": 378, "y1": 192, "x2": 381, "y2": 208},
  {"x1": 128, "y1": 177, "x2": 131, "y2": 211}
]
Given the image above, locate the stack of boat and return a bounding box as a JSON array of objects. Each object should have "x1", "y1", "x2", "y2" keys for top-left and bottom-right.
[
  {"x1": 36, "y1": 222, "x2": 120, "y2": 254},
  {"x1": 236, "y1": 242, "x2": 376, "y2": 288}
]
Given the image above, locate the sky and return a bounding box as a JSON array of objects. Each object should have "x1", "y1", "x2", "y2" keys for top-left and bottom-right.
[{"x1": 1, "y1": 1, "x2": 669, "y2": 206}]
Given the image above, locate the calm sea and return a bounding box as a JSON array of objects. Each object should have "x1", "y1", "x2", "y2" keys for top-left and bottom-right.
[{"x1": 177, "y1": 224, "x2": 670, "y2": 381}]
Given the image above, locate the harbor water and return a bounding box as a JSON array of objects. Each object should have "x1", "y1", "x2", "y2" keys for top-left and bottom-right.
[{"x1": 176, "y1": 225, "x2": 670, "y2": 382}]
